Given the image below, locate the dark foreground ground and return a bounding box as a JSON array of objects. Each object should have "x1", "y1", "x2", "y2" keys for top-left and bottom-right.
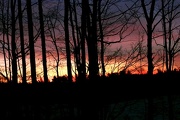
[
  {"x1": 0, "y1": 72, "x2": 179, "y2": 120},
  {"x1": 0, "y1": 72, "x2": 179, "y2": 103}
]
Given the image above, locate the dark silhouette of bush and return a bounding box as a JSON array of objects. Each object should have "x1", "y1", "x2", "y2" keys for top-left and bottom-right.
[{"x1": 52, "y1": 76, "x2": 68, "y2": 83}]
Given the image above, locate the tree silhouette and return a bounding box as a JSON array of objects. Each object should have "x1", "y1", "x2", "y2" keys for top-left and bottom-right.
[
  {"x1": 160, "y1": 0, "x2": 180, "y2": 72},
  {"x1": 26, "y1": 0, "x2": 37, "y2": 83},
  {"x1": 7, "y1": 0, "x2": 12, "y2": 82},
  {"x1": 98, "y1": 0, "x2": 106, "y2": 77},
  {"x1": 45, "y1": 2, "x2": 61, "y2": 78},
  {"x1": 69, "y1": 0, "x2": 83, "y2": 81},
  {"x1": 141, "y1": 0, "x2": 156, "y2": 76},
  {"x1": 11, "y1": 0, "x2": 17, "y2": 83},
  {"x1": 38, "y1": 0, "x2": 48, "y2": 83},
  {"x1": 64, "y1": 0, "x2": 72, "y2": 82},
  {"x1": 86, "y1": 0, "x2": 99, "y2": 80},
  {"x1": 18, "y1": 0, "x2": 26, "y2": 84},
  {"x1": 80, "y1": 0, "x2": 87, "y2": 81},
  {"x1": 0, "y1": 0, "x2": 11, "y2": 82}
]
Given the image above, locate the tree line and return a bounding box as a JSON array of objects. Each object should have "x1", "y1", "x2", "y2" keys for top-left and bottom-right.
[{"x1": 0, "y1": 0, "x2": 179, "y2": 84}]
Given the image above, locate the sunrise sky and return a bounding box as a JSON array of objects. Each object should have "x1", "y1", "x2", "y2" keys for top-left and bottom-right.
[{"x1": 0, "y1": 0, "x2": 179, "y2": 82}]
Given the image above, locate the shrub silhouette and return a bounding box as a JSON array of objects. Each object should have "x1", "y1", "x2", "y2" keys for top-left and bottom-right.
[{"x1": 52, "y1": 76, "x2": 68, "y2": 83}]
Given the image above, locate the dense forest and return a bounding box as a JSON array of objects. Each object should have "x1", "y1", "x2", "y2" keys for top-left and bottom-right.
[{"x1": 0, "y1": 0, "x2": 179, "y2": 120}]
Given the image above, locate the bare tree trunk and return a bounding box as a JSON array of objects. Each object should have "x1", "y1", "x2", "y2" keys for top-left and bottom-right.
[
  {"x1": 86, "y1": 0, "x2": 99, "y2": 80},
  {"x1": 1, "y1": 0, "x2": 9, "y2": 81},
  {"x1": 47, "y1": 19, "x2": 60, "y2": 77},
  {"x1": 73, "y1": 0, "x2": 81, "y2": 76},
  {"x1": 80, "y1": 0, "x2": 87, "y2": 82},
  {"x1": 161, "y1": 0, "x2": 169, "y2": 72},
  {"x1": 98, "y1": 0, "x2": 105, "y2": 77},
  {"x1": 167, "y1": 0, "x2": 174, "y2": 72},
  {"x1": 71, "y1": 0, "x2": 84, "y2": 81},
  {"x1": 69, "y1": 3, "x2": 82, "y2": 81},
  {"x1": 64, "y1": 0, "x2": 72, "y2": 82},
  {"x1": 38, "y1": 0, "x2": 48, "y2": 83},
  {"x1": 11, "y1": 0, "x2": 17, "y2": 83},
  {"x1": 18, "y1": 0, "x2": 27, "y2": 84},
  {"x1": 2, "y1": 27, "x2": 8, "y2": 81},
  {"x1": 141, "y1": 0, "x2": 155, "y2": 76},
  {"x1": 26, "y1": 0, "x2": 37, "y2": 84},
  {"x1": 6, "y1": 0, "x2": 12, "y2": 82},
  {"x1": 147, "y1": 25, "x2": 154, "y2": 76}
]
